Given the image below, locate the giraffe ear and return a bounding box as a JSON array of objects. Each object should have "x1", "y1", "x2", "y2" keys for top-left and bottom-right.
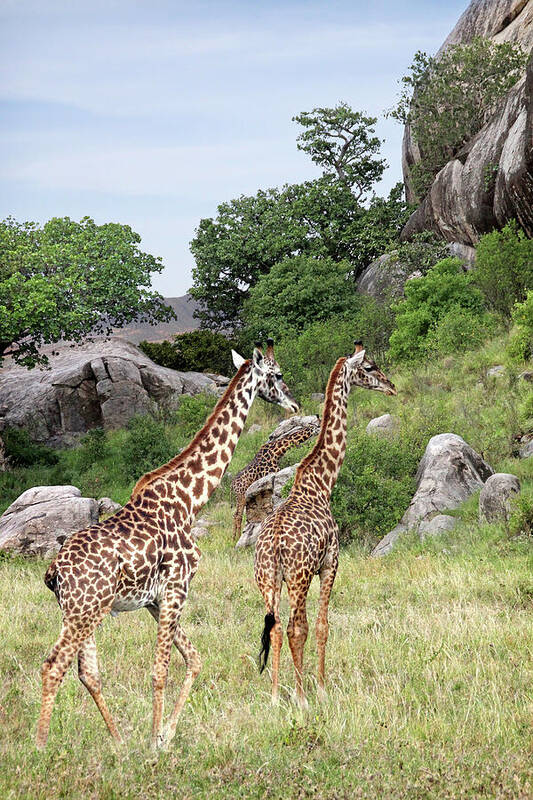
[
  {"x1": 231, "y1": 350, "x2": 246, "y2": 370},
  {"x1": 348, "y1": 349, "x2": 366, "y2": 366},
  {"x1": 252, "y1": 347, "x2": 264, "y2": 366}
]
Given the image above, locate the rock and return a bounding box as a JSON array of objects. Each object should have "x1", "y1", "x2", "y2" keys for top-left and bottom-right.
[
  {"x1": 235, "y1": 464, "x2": 297, "y2": 548},
  {"x1": 247, "y1": 424, "x2": 263, "y2": 435},
  {"x1": 267, "y1": 415, "x2": 321, "y2": 441},
  {"x1": 310, "y1": 393, "x2": 325, "y2": 402},
  {"x1": 371, "y1": 433, "x2": 494, "y2": 556},
  {"x1": 487, "y1": 365, "x2": 506, "y2": 377},
  {"x1": 419, "y1": 514, "x2": 457, "y2": 538},
  {"x1": 518, "y1": 370, "x2": 533, "y2": 381},
  {"x1": 366, "y1": 414, "x2": 397, "y2": 436},
  {"x1": 0, "y1": 485, "x2": 98, "y2": 558},
  {"x1": 190, "y1": 525, "x2": 209, "y2": 539},
  {"x1": 519, "y1": 438, "x2": 533, "y2": 458},
  {"x1": 401, "y1": 2, "x2": 533, "y2": 243},
  {"x1": 0, "y1": 337, "x2": 219, "y2": 446},
  {"x1": 446, "y1": 241, "x2": 477, "y2": 269},
  {"x1": 98, "y1": 497, "x2": 122, "y2": 517},
  {"x1": 203, "y1": 373, "x2": 231, "y2": 386},
  {"x1": 479, "y1": 473, "x2": 521, "y2": 522}
]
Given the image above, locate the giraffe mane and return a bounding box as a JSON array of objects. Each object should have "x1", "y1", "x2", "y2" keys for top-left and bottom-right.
[
  {"x1": 294, "y1": 357, "x2": 347, "y2": 486},
  {"x1": 130, "y1": 360, "x2": 251, "y2": 498}
]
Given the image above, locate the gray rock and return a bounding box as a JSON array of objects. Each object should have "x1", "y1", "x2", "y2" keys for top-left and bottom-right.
[
  {"x1": 268, "y1": 415, "x2": 320, "y2": 441},
  {"x1": 519, "y1": 439, "x2": 533, "y2": 458},
  {"x1": 0, "y1": 485, "x2": 98, "y2": 558},
  {"x1": 487, "y1": 365, "x2": 506, "y2": 377},
  {"x1": 479, "y1": 473, "x2": 521, "y2": 522},
  {"x1": 366, "y1": 413, "x2": 397, "y2": 436},
  {"x1": 98, "y1": 497, "x2": 122, "y2": 517},
  {"x1": 356, "y1": 253, "x2": 416, "y2": 301},
  {"x1": 0, "y1": 337, "x2": 219, "y2": 446},
  {"x1": 190, "y1": 525, "x2": 209, "y2": 539},
  {"x1": 310, "y1": 393, "x2": 325, "y2": 402},
  {"x1": 419, "y1": 514, "x2": 457, "y2": 538},
  {"x1": 235, "y1": 464, "x2": 297, "y2": 548},
  {"x1": 247, "y1": 424, "x2": 263, "y2": 435},
  {"x1": 372, "y1": 433, "x2": 493, "y2": 556},
  {"x1": 401, "y1": 3, "x2": 533, "y2": 243},
  {"x1": 518, "y1": 371, "x2": 533, "y2": 382}
]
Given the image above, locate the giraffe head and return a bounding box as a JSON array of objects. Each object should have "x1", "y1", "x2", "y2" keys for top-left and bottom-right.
[
  {"x1": 347, "y1": 341, "x2": 397, "y2": 396},
  {"x1": 232, "y1": 338, "x2": 299, "y2": 413}
]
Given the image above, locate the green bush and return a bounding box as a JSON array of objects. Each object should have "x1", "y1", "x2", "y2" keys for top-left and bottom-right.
[
  {"x1": 75, "y1": 428, "x2": 109, "y2": 472},
  {"x1": 507, "y1": 290, "x2": 533, "y2": 362},
  {"x1": 3, "y1": 428, "x2": 58, "y2": 467},
  {"x1": 426, "y1": 307, "x2": 499, "y2": 357},
  {"x1": 121, "y1": 415, "x2": 178, "y2": 481},
  {"x1": 388, "y1": 258, "x2": 487, "y2": 362},
  {"x1": 474, "y1": 223, "x2": 533, "y2": 319},
  {"x1": 140, "y1": 330, "x2": 235, "y2": 376},
  {"x1": 171, "y1": 392, "x2": 217, "y2": 439},
  {"x1": 331, "y1": 432, "x2": 419, "y2": 546}
]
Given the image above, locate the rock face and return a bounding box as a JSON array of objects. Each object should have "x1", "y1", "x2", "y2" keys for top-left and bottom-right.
[
  {"x1": 267, "y1": 415, "x2": 321, "y2": 441},
  {"x1": 366, "y1": 414, "x2": 397, "y2": 436},
  {"x1": 479, "y1": 473, "x2": 521, "y2": 521},
  {"x1": 235, "y1": 464, "x2": 297, "y2": 548},
  {"x1": 418, "y1": 514, "x2": 457, "y2": 538},
  {"x1": 0, "y1": 486, "x2": 98, "y2": 558},
  {"x1": 402, "y1": 0, "x2": 533, "y2": 244},
  {"x1": 0, "y1": 337, "x2": 220, "y2": 446},
  {"x1": 371, "y1": 433, "x2": 494, "y2": 556}
]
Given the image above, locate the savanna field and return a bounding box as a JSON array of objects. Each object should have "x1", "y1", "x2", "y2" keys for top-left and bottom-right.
[{"x1": 1, "y1": 335, "x2": 533, "y2": 800}]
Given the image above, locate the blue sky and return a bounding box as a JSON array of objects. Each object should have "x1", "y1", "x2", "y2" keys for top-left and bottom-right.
[{"x1": 0, "y1": 0, "x2": 467, "y2": 296}]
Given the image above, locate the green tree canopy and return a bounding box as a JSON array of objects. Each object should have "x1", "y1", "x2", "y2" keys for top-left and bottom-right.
[
  {"x1": 473, "y1": 221, "x2": 533, "y2": 319},
  {"x1": 189, "y1": 179, "x2": 408, "y2": 331},
  {"x1": 0, "y1": 216, "x2": 174, "y2": 368},
  {"x1": 390, "y1": 37, "x2": 527, "y2": 199},
  {"x1": 293, "y1": 103, "x2": 386, "y2": 199},
  {"x1": 241, "y1": 255, "x2": 357, "y2": 342}
]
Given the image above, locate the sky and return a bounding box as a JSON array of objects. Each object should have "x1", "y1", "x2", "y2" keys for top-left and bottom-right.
[{"x1": 0, "y1": 0, "x2": 468, "y2": 296}]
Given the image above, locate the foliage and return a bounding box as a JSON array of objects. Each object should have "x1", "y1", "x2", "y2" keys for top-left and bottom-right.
[
  {"x1": 241, "y1": 256, "x2": 357, "y2": 342},
  {"x1": 0, "y1": 216, "x2": 174, "y2": 368},
  {"x1": 75, "y1": 428, "x2": 109, "y2": 472},
  {"x1": 475, "y1": 223, "x2": 533, "y2": 319},
  {"x1": 190, "y1": 179, "x2": 409, "y2": 331},
  {"x1": 508, "y1": 487, "x2": 533, "y2": 538},
  {"x1": 2, "y1": 427, "x2": 58, "y2": 467},
  {"x1": 388, "y1": 258, "x2": 488, "y2": 362},
  {"x1": 171, "y1": 392, "x2": 217, "y2": 439},
  {"x1": 392, "y1": 230, "x2": 450, "y2": 276},
  {"x1": 390, "y1": 38, "x2": 527, "y2": 199},
  {"x1": 506, "y1": 290, "x2": 533, "y2": 362},
  {"x1": 140, "y1": 330, "x2": 235, "y2": 375},
  {"x1": 331, "y1": 432, "x2": 418, "y2": 545},
  {"x1": 293, "y1": 103, "x2": 386, "y2": 198},
  {"x1": 426, "y1": 306, "x2": 500, "y2": 358},
  {"x1": 121, "y1": 415, "x2": 178, "y2": 481}
]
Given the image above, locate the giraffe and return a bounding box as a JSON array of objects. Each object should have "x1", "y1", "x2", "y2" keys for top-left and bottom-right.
[
  {"x1": 36, "y1": 339, "x2": 298, "y2": 751},
  {"x1": 254, "y1": 342, "x2": 396, "y2": 707},
  {"x1": 231, "y1": 417, "x2": 320, "y2": 541}
]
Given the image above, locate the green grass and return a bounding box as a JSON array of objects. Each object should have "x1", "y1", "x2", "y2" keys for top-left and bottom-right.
[{"x1": 1, "y1": 334, "x2": 532, "y2": 797}]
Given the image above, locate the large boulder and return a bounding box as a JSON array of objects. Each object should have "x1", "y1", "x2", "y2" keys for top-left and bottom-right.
[
  {"x1": 366, "y1": 414, "x2": 397, "y2": 436},
  {"x1": 0, "y1": 486, "x2": 98, "y2": 558},
  {"x1": 479, "y1": 473, "x2": 521, "y2": 522},
  {"x1": 267, "y1": 415, "x2": 321, "y2": 441},
  {"x1": 371, "y1": 433, "x2": 494, "y2": 556},
  {"x1": 235, "y1": 464, "x2": 297, "y2": 548},
  {"x1": 0, "y1": 337, "x2": 221, "y2": 446},
  {"x1": 402, "y1": 1, "x2": 533, "y2": 243}
]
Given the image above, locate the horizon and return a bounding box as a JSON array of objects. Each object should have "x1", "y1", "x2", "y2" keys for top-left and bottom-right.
[{"x1": 0, "y1": 0, "x2": 467, "y2": 296}]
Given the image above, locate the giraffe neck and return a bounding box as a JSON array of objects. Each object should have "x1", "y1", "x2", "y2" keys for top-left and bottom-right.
[
  {"x1": 132, "y1": 361, "x2": 257, "y2": 520},
  {"x1": 294, "y1": 359, "x2": 349, "y2": 498}
]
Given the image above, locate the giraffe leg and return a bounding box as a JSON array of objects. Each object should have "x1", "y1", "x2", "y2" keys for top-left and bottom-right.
[
  {"x1": 36, "y1": 620, "x2": 99, "y2": 750},
  {"x1": 233, "y1": 495, "x2": 246, "y2": 542},
  {"x1": 286, "y1": 587, "x2": 310, "y2": 709},
  {"x1": 78, "y1": 635, "x2": 122, "y2": 743},
  {"x1": 316, "y1": 562, "x2": 337, "y2": 701},
  {"x1": 151, "y1": 606, "x2": 177, "y2": 749},
  {"x1": 146, "y1": 605, "x2": 201, "y2": 749}
]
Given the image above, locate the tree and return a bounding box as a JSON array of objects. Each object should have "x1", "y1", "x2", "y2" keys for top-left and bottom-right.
[
  {"x1": 0, "y1": 216, "x2": 174, "y2": 368},
  {"x1": 139, "y1": 329, "x2": 236, "y2": 375},
  {"x1": 390, "y1": 38, "x2": 527, "y2": 199},
  {"x1": 293, "y1": 103, "x2": 386, "y2": 199},
  {"x1": 189, "y1": 179, "x2": 409, "y2": 331},
  {"x1": 473, "y1": 221, "x2": 533, "y2": 319}
]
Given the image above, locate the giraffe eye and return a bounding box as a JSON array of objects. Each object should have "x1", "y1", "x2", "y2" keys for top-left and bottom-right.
[
  {"x1": 276, "y1": 373, "x2": 283, "y2": 380},
  {"x1": 363, "y1": 365, "x2": 372, "y2": 372}
]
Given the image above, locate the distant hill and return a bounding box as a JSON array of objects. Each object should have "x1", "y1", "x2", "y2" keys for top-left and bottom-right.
[{"x1": 110, "y1": 294, "x2": 201, "y2": 344}]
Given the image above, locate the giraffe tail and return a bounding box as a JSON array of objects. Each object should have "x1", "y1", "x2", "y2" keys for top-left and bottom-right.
[
  {"x1": 44, "y1": 560, "x2": 58, "y2": 595},
  {"x1": 258, "y1": 612, "x2": 276, "y2": 673}
]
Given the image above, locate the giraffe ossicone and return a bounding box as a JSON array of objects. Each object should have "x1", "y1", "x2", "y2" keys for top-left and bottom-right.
[
  {"x1": 254, "y1": 343, "x2": 396, "y2": 707},
  {"x1": 36, "y1": 339, "x2": 298, "y2": 751}
]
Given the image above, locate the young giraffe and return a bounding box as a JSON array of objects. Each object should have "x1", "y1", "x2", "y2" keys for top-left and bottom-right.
[
  {"x1": 254, "y1": 342, "x2": 396, "y2": 707},
  {"x1": 231, "y1": 417, "x2": 321, "y2": 541},
  {"x1": 36, "y1": 339, "x2": 298, "y2": 751}
]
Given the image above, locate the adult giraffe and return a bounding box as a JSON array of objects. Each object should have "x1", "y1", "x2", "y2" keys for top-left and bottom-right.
[
  {"x1": 36, "y1": 339, "x2": 298, "y2": 750},
  {"x1": 254, "y1": 343, "x2": 396, "y2": 707}
]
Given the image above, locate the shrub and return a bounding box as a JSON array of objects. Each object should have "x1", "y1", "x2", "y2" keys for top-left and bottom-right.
[
  {"x1": 2, "y1": 428, "x2": 58, "y2": 467},
  {"x1": 474, "y1": 223, "x2": 533, "y2": 319},
  {"x1": 140, "y1": 330, "x2": 235, "y2": 376},
  {"x1": 171, "y1": 392, "x2": 217, "y2": 440},
  {"x1": 75, "y1": 428, "x2": 109, "y2": 472},
  {"x1": 331, "y1": 432, "x2": 419, "y2": 546},
  {"x1": 426, "y1": 307, "x2": 500, "y2": 357},
  {"x1": 121, "y1": 415, "x2": 177, "y2": 481},
  {"x1": 390, "y1": 38, "x2": 526, "y2": 199},
  {"x1": 388, "y1": 258, "x2": 487, "y2": 362},
  {"x1": 507, "y1": 290, "x2": 533, "y2": 362}
]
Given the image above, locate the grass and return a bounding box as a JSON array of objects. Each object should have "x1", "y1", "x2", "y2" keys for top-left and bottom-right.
[{"x1": 1, "y1": 334, "x2": 532, "y2": 797}]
